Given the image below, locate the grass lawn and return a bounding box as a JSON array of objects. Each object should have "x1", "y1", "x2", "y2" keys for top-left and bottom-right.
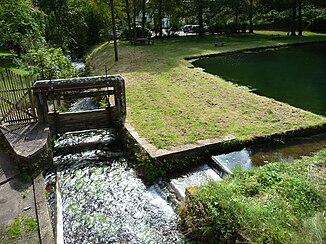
[
  {"x1": 0, "y1": 49, "x2": 29, "y2": 75},
  {"x1": 87, "y1": 31, "x2": 326, "y2": 149}
]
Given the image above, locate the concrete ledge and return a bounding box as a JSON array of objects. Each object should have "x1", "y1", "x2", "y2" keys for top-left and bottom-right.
[
  {"x1": 125, "y1": 122, "x2": 326, "y2": 161},
  {"x1": 33, "y1": 173, "x2": 55, "y2": 244},
  {"x1": 0, "y1": 123, "x2": 50, "y2": 166},
  {"x1": 125, "y1": 123, "x2": 236, "y2": 160}
]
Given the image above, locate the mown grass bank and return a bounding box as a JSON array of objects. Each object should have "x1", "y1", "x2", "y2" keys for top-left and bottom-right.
[
  {"x1": 87, "y1": 31, "x2": 326, "y2": 150},
  {"x1": 178, "y1": 149, "x2": 326, "y2": 243}
]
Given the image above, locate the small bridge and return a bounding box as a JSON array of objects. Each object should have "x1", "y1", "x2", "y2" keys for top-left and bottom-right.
[{"x1": 34, "y1": 75, "x2": 126, "y2": 134}]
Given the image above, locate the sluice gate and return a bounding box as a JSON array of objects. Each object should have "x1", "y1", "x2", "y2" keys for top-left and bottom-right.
[{"x1": 33, "y1": 75, "x2": 126, "y2": 134}]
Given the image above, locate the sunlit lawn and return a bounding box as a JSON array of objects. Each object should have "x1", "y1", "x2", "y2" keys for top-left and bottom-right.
[
  {"x1": 0, "y1": 49, "x2": 30, "y2": 75},
  {"x1": 87, "y1": 31, "x2": 326, "y2": 149}
]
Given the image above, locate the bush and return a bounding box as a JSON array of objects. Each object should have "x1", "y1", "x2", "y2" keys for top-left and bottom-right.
[
  {"x1": 22, "y1": 47, "x2": 77, "y2": 79},
  {"x1": 308, "y1": 14, "x2": 326, "y2": 33}
]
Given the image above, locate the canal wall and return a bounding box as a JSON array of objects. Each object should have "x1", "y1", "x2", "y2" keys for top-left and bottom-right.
[{"x1": 124, "y1": 122, "x2": 326, "y2": 182}]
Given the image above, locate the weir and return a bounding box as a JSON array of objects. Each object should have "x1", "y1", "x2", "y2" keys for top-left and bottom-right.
[
  {"x1": 0, "y1": 75, "x2": 126, "y2": 165},
  {"x1": 33, "y1": 75, "x2": 126, "y2": 134}
]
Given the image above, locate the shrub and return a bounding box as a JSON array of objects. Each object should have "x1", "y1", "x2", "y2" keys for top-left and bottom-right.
[{"x1": 21, "y1": 47, "x2": 77, "y2": 79}]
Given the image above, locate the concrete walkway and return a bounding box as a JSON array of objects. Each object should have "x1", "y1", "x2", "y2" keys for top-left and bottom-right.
[
  {"x1": 0, "y1": 145, "x2": 41, "y2": 244},
  {"x1": 0, "y1": 145, "x2": 19, "y2": 185}
]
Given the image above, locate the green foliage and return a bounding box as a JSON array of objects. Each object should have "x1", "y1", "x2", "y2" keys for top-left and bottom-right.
[
  {"x1": 178, "y1": 150, "x2": 326, "y2": 243},
  {"x1": 3, "y1": 217, "x2": 38, "y2": 243},
  {"x1": 35, "y1": 0, "x2": 125, "y2": 54},
  {"x1": 254, "y1": 9, "x2": 291, "y2": 26},
  {"x1": 0, "y1": 0, "x2": 45, "y2": 56},
  {"x1": 308, "y1": 12, "x2": 326, "y2": 33},
  {"x1": 6, "y1": 218, "x2": 22, "y2": 239},
  {"x1": 23, "y1": 217, "x2": 38, "y2": 232},
  {"x1": 22, "y1": 47, "x2": 77, "y2": 79}
]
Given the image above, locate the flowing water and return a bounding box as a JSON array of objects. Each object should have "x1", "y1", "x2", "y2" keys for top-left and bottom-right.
[
  {"x1": 45, "y1": 98, "x2": 191, "y2": 243},
  {"x1": 45, "y1": 123, "x2": 227, "y2": 243},
  {"x1": 71, "y1": 60, "x2": 86, "y2": 75},
  {"x1": 212, "y1": 133, "x2": 326, "y2": 173},
  {"x1": 46, "y1": 129, "x2": 187, "y2": 243}
]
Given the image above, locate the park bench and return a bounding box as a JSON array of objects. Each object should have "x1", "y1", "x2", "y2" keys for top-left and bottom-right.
[
  {"x1": 131, "y1": 37, "x2": 154, "y2": 45},
  {"x1": 214, "y1": 38, "x2": 225, "y2": 47}
]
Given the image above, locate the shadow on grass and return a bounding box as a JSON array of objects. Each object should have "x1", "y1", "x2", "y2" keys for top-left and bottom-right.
[{"x1": 91, "y1": 31, "x2": 326, "y2": 76}]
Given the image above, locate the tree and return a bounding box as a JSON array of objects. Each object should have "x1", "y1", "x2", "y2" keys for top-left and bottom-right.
[
  {"x1": 22, "y1": 47, "x2": 77, "y2": 79},
  {"x1": 246, "y1": 0, "x2": 261, "y2": 33},
  {"x1": 0, "y1": 0, "x2": 45, "y2": 56},
  {"x1": 298, "y1": 0, "x2": 303, "y2": 35},
  {"x1": 158, "y1": 0, "x2": 163, "y2": 37},
  {"x1": 35, "y1": 0, "x2": 124, "y2": 54},
  {"x1": 290, "y1": 0, "x2": 297, "y2": 35},
  {"x1": 125, "y1": 0, "x2": 132, "y2": 39},
  {"x1": 147, "y1": 0, "x2": 184, "y2": 37},
  {"x1": 183, "y1": 0, "x2": 216, "y2": 37}
]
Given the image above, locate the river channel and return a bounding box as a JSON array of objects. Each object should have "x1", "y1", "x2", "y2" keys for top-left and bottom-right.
[
  {"x1": 46, "y1": 129, "x2": 188, "y2": 243},
  {"x1": 45, "y1": 128, "x2": 326, "y2": 243}
]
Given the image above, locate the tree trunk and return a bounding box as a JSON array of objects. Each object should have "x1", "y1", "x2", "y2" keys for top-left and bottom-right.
[
  {"x1": 235, "y1": 9, "x2": 239, "y2": 33},
  {"x1": 249, "y1": 0, "x2": 254, "y2": 33},
  {"x1": 133, "y1": 0, "x2": 136, "y2": 39},
  {"x1": 198, "y1": 5, "x2": 204, "y2": 37},
  {"x1": 298, "y1": 0, "x2": 303, "y2": 36},
  {"x1": 110, "y1": 0, "x2": 118, "y2": 61},
  {"x1": 142, "y1": 0, "x2": 146, "y2": 37},
  {"x1": 125, "y1": 0, "x2": 132, "y2": 40},
  {"x1": 291, "y1": 0, "x2": 297, "y2": 36},
  {"x1": 158, "y1": 0, "x2": 163, "y2": 38}
]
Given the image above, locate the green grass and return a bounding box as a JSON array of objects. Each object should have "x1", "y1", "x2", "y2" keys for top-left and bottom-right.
[
  {"x1": 87, "y1": 31, "x2": 326, "y2": 150},
  {"x1": 6, "y1": 218, "x2": 22, "y2": 239},
  {"x1": 1, "y1": 217, "x2": 39, "y2": 243},
  {"x1": 178, "y1": 149, "x2": 326, "y2": 243},
  {"x1": 23, "y1": 217, "x2": 38, "y2": 232},
  {"x1": 0, "y1": 49, "x2": 30, "y2": 75}
]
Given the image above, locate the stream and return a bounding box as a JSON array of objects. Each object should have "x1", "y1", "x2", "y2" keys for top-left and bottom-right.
[
  {"x1": 45, "y1": 98, "x2": 325, "y2": 243},
  {"x1": 46, "y1": 143, "x2": 185, "y2": 243}
]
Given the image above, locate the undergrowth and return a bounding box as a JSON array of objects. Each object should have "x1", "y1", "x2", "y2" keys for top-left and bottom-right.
[{"x1": 178, "y1": 149, "x2": 326, "y2": 243}]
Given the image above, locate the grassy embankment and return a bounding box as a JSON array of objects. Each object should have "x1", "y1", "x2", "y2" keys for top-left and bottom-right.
[
  {"x1": 178, "y1": 149, "x2": 326, "y2": 243},
  {"x1": 87, "y1": 31, "x2": 326, "y2": 150}
]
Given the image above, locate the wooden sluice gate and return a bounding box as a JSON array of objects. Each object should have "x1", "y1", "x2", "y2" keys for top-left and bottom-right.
[{"x1": 33, "y1": 75, "x2": 126, "y2": 134}]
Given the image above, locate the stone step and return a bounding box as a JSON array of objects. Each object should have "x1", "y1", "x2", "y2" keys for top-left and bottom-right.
[
  {"x1": 169, "y1": 164, "x2": 222, "y2": 200},
  {"x1": 0, "y1": 123, "x2": 50, "y2": 165}
]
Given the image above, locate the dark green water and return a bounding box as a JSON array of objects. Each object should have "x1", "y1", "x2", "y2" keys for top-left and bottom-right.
[{"x1": 193, "y1": 43, "x2": 326, "y2": 115}]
